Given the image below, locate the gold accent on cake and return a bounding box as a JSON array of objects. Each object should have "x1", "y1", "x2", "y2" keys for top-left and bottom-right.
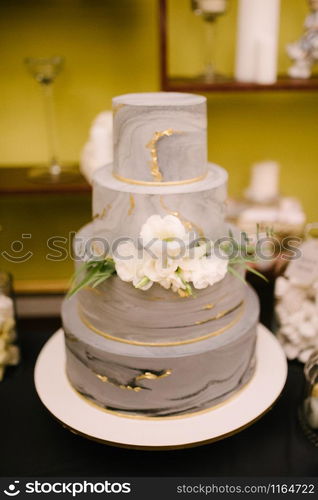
[
  {"x1": 195, "y1": 301, "x2": 244, "y2": 326},
  {"x1": 159, "y1": 196, "x2": 205, "y2": 237},
  {"x1": 146, "y1": 129, "x2": 182, "y2": 182},
  {"x1": 95, "y1": 373, "x2": 142, "y2": 392},
  {"x1": 113, "y1": 172, "x2": 207, "y2": 186},
  {"x1": 112, "y1": 103, "x2": 126, "y2": 115},
  {"x1": 67, "y1": 368, "x2": 256, "y2": 422},
  {"x1": 93, "y1": 204, "x2": 111, "y2": 221},
  {"x1": 94, "y1": 369, "x2": 172, "y2": 392},
  {"x1": 78, "y1": 302, "x2": 245, "y2": 347},
  {"x1": 135, "y1": 369, "x2": 172, "y2": 382},
  {"x1": 202, "y1": 303, "x2": 215, "y2": 310},
  {"x1": 128, "y1": 195, "x2": 135, "y2": 216}
]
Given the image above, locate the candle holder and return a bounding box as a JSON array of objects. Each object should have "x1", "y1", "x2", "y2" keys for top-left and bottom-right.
[
  {"x1": 299, "y1": 351, "x2": 318, "y2": 446},
  {"x1": 191, "y1": 0, "x2": 228, "y2": 82}
]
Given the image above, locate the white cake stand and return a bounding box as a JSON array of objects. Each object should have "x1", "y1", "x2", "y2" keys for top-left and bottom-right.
[{"x1": 34, "y1": 325, "x2": 287, "y2": 450}]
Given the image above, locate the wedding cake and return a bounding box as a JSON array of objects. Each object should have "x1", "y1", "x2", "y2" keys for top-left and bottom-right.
[{"x1": 62, "y1": 92, "x2": 259, "y2": 417}]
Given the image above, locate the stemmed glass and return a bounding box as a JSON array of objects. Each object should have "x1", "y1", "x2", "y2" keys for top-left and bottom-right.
[
  {"x1": 24, "y1": 56, "x2": 80, "y2": 183},
  {"x1": 191, "y1": 0, "x2": 228, "y2": 82}
]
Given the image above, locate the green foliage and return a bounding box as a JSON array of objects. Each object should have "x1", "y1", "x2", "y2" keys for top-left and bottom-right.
[
  {"x1": 67, "y1": 258, "x2": 116, "y2": 298},
  {"x1": 223, "y1": 229, "x2": 269, "y2": 284}
]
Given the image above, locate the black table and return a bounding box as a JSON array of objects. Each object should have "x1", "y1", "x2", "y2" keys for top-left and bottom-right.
[{"x1": 1, "y1": 280, "x2": 318, "y2": 477}]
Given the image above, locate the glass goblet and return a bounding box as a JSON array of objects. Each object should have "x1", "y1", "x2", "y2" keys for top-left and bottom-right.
[
  {"x1": 25, "y1": 56, "x2": 80, "y2": 183},
  {"x1": 191, "y1": 0, "x2": 228, "y2": 82}
]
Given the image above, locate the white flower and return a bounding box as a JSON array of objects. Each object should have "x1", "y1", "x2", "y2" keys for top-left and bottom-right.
[
  {"x1": 191, "y1": 255, "x2": 228, "y2": 289},
  {"x1": 140, "y1": 215, "x2": 187, "y2": 257},
  {"x1": 142, "y1": 257, "x2": 178, "y2": 282},
  {"x1": 159, "y1": 274, "x2": 186, "y2": 293},
  {"x1": 112, "y1": 215, "x2": 229, "y2": 296},
  {"x1": 181, "y1": 253, "x2": 228, "y2": 290},
  {"x1": 114, "y1": 240, "x2": 153, "y2": 291}
]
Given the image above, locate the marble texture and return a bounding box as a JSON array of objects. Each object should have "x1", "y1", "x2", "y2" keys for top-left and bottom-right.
[
  {"x1": 63, "y1": 286, "x2": 259, "y2": 417},
  {"x1": 62, "y1": 91, "x2": 261, "y2": 418},
  {"x1": 77, "y1": 271, "x2": 246, "y2": 345},
  {"x1": 112, "y1": 93, "x2": 207, "y2": 183},
  {"x1": 91, "y1": 163, "x2": 228, "y2": 245}
]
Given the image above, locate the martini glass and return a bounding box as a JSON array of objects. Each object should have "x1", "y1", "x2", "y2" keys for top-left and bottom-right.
[
  {"x1": 191, "y1": 0, "x2": 228, "y2": 82},
  {"x1": 25, "y1": 56, "x2": 80, "y2": 183}
]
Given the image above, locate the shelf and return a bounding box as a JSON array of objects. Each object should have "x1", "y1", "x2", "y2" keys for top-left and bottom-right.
[
  {"x1": 158, "y1": 0, "x2": 318, "y2": 94},
  {"x1": 0, "y1": 166, "x2": 91, "y2": 195},
  {"x1": 162, "y1": 76, "x2": 318, "y2": 93}
]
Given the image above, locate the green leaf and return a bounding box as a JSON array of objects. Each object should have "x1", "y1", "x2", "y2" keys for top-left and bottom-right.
[
  {"x1": 135, "y1": 276, "x2": 151, "y2": 289},
  {"x1": 67, "y1": 258, "x2": 116, "y2": 298},
  {"x1": 245, "y1": 264, "x2": 269, "y2": 282},
  {"x1": 228, "y1": 265, "x2": 247, "y2": 284}
]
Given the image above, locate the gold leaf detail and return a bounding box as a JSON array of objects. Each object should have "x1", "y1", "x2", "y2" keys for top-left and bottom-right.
[
  {"x1": 112, "y1": 103, "x2": 126, "y2": 115},
  {"x1": 128, "y1": 194, "x2": 135, "y2": 216},
  {"x1": 195, "y1": 301, "x2": 244, "y2": 325},
  {"x1": 93, "y1": 204, "x2": 111, "y2": 221},
  {"x1": 94, "y1": 369, "x2": 172, "y2": 392},
  {"x1": 146, "y1": 129, "x2": 182, "y2": 182},
  {"x1": 135, "y1": 370, "x2": 172, "y2": 382},
  {"x1": 202, "y1": 303, "x2": 215, "y2": 310},
  {"x1": 159, "y1": 196, "x2": 205, "y2": 237}
]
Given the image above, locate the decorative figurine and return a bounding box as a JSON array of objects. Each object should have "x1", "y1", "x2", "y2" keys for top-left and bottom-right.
[{"x1": 287, "y1": 0, "x2": 318, "y2": 79}]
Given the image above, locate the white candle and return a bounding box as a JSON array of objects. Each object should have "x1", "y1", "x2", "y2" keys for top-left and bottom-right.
[
  {"x1": 196, "y1": 0, "x2": 227, "y2": 14},
  {"x1": 245, "y1": 161, "x2": 280, "y2": 202},
  {"x1": 235, "y1": 0, "x2": 281, "y2": 83}
]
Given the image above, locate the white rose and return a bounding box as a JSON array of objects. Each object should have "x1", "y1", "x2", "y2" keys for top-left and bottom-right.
[{"x1": 140, "y1": 215, "x2": 187, "y2": 258}]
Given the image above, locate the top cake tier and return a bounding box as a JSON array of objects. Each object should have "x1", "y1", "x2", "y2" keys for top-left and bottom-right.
[{"x1": 112, "y1": 92, "x2": 207, "y2": 185}]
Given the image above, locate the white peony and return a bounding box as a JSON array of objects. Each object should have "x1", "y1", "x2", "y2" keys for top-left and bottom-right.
[{"x1": 140, "y1": 215, "x2": 187, "y2": 258}]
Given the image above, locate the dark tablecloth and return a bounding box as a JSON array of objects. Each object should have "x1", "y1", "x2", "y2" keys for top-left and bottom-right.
[{"x1": 1, "y1": 280, "x2": 318, "y2": 477}]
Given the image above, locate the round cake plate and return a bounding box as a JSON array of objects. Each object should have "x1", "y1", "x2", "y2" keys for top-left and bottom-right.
[{"x1": 34, "y1": 324, "x2": 287, "y2": 450}]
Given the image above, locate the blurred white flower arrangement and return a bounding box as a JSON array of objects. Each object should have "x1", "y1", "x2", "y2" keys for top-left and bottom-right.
[
  {"x1": 80, "y1": 111, "x2": 113, "y2": 184},
  {"x1": 276, "y1": 276, "x2": 318, "y2": 363},
  {"x1": 0, "y1": 295, "x2": 20, "y2": 381}
]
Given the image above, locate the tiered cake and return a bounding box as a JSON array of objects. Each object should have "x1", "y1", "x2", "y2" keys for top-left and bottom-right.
[{"x1": 62, "y1": 92, "x2": 259, "y2": 417}]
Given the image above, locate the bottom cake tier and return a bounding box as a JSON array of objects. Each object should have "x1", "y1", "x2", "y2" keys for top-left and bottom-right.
[{"x1": 62, "y1": 286, "x2": 259, "y2": 417}]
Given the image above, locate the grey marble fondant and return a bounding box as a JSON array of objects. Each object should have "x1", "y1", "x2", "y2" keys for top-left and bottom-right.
[
  {"x1": 62, "y1": 92, "x2": 261, "y2": 417},
  {"x1": 112, "y1": 93, "x2": 207, "y2": 183},
  {"x1": 77, "y1": 271, "x2": 246, "y2": 345},
  {"x1": 92, "y1": 164, "x2": 228, "y2": 244},
  {"x1": 62, "y1": 286, "x2": 258, "y2": 417}
]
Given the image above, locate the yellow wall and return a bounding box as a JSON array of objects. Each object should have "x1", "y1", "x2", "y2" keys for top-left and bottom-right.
[{"x1": 0, "y1": 0, "x2": 317, "y2": 283}]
